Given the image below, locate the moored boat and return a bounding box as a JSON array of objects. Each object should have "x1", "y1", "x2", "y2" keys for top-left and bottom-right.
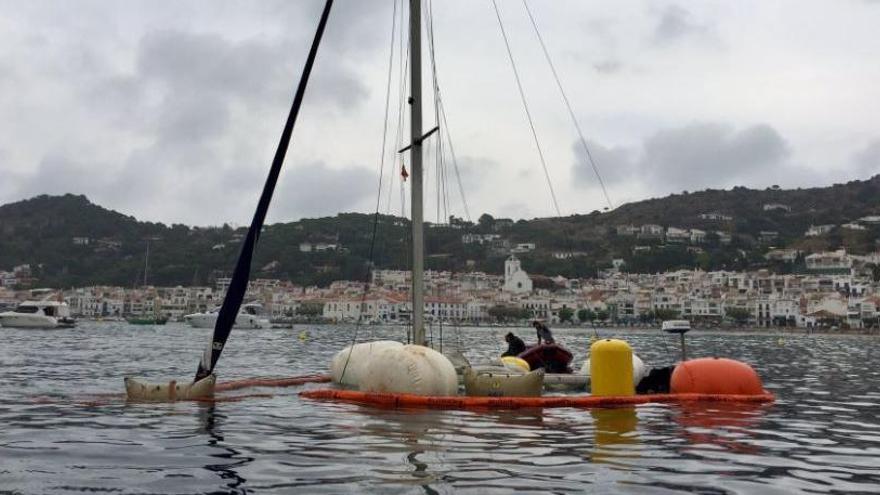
[
  {"x1": 126, "y1": 315, "x2": 169, "y2": 325},
  {"x1": 0, "y1": 301, "x2": 76, "y2": 329},
  {"x1": 184, "y1": 302, "x2": 269, "y2": 329}
]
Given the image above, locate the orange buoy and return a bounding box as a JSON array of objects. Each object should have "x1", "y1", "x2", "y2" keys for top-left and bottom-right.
[{"x1": 671, "y1": 358, "x2": 764, "y2": 395}]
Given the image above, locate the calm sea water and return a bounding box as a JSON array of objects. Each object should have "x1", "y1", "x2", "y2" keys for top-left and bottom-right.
[{"x1": 1, "y1": 323, "x2": 878, "y2": 494}]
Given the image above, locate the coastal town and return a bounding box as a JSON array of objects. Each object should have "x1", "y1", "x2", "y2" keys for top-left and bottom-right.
[{"x1": 2, "y1": 247, "x2": 878, "y2": 330}]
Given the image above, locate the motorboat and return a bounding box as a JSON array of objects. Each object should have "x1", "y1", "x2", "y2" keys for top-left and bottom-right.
[
  {"x1": 0, "y1": 301, "x2": 76, "y2": 329},
  {"x1": 184, "y1": 303, "x2": 269, "y2": 329}
]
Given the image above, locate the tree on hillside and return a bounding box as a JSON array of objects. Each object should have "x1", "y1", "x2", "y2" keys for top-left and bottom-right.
[
  {"x1": 725, "y1": 306, "x2": 751, "y2": 325},
  {"x1": 478, "y1": 213, "x2": 495, "y2": 231},
  {"x1": 559, "y1": 307, "x2": 574, "y2": 323},
  {"x1": 654, "y1": 308, "x2": 680, "y2": 321},
  {"x1": 487, "y1": 305, "x2": 531, "y2": 323},
  {"x1": 578, "y1": 308, "x2": 596, "y2": 323},
  {"x1": 296, "y1": 302, "x2": 324, "y2": 317}
]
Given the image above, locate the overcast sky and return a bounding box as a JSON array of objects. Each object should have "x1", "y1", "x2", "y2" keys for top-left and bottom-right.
[{"x1": 2, "y1": 0, "x2": 879, "y2": 225}]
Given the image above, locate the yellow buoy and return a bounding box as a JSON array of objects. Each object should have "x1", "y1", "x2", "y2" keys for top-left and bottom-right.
[
  {"x1": 298, "y1": 330, "x2": 309, "y2": 341},
  {"x1": 500, "y1": 356, "x2": 530, "y2": 372},
  {"x1": 590, "y1": 339, "x2": 635, "y2": 397}
]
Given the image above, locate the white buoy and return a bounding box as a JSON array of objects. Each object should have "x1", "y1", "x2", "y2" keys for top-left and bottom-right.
[
  {"x1": 360, "y1": 345, "x2": 458, "y2": 396},
  {"x1": 330, "y1": 340, "x2": 403, "y2": 387},
  {"x1": 581, "y1": 354, "x2": 647, "y2": 386}
]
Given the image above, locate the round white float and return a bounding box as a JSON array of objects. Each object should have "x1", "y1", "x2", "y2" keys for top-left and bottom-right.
[
  {"x1": 330, "y1": 340, "x2": 403, "y2": 387},
  {"x1": 360, "y1": 344, "x2": 458, "y2": 396},
  {"x1": 581, "y1": 353, "x2": 647, "y2": 386}
]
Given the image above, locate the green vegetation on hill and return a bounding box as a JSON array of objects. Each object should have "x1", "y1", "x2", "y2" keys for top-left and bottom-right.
[{"x1": 3, "y1": 176, "x2": 880, "y2": 288}]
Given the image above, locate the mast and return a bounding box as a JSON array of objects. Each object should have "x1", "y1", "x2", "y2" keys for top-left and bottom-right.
[
  {"x1": 409, "y1": 0, "x2": 425, "y2": 346},
  {"x1": 143, "y1": 240, "x2": 150, "y2": 287}
]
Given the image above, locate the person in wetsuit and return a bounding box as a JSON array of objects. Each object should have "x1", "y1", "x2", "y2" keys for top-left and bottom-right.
[
  {"x1": 502, "y1": 332, "x2": 526, "y2": 357},
  {"x1": 532, "y1": 320, "x2": 555, "y2": 345}
]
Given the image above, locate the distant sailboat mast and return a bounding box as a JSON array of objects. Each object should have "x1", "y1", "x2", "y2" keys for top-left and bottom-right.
[{"x1": 409, "y1": 0, "x2": 425, "y2": 347}]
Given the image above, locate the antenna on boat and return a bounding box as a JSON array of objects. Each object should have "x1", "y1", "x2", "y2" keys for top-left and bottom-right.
[
  {"x1": 662, "y1": 320, "x2": 691, "y2": 362},
  {"x1": 409, "y1": 0, "x2": 426, "y2": 347}
]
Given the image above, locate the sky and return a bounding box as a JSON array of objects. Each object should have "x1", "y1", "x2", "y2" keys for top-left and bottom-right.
[{"x1": 1, "y1": 0, "x2": 879, "y2": 226}]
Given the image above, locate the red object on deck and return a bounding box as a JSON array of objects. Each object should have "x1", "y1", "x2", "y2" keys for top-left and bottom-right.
[
  {"x1": 671, "y1": 358, "x2": 764, "y2": 395},
  {"x1": 518, "y1": 344, "x2": 573, "y2": 373},
  {"x1": 299, "y1": 388, "x2": 775, "y2": 410}
]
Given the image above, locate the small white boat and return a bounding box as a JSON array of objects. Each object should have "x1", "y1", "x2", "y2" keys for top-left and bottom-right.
[
  {"x1": 184, "y1": 303, "x2": 269, "y2": 329},
  {"x1": 0, "y1": 301, "x2": 76, "y2": 329}
]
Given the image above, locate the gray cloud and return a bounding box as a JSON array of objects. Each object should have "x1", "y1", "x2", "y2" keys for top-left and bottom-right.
[
  {"x1": 1, "y1": 1, "x2": 879, "y2": 225},
  {"x1": 572, "y1": 139, "x2": 636, "y2": 186},
  {"x1": 854, "y1": 139, "x2": 880, "y2": 177},
  {"x1": 272, "y1": 161, "x2": 376, "y2": 220},
  {"x1": 17, "y1": 154, "x2": 109, "y2": 200},
  {"x1": 570, "y1": 123, "x2": 792, "y2": 197},
  {"x1": 593, "y1": 60, "x2": 622, "y2": 74},
  {"x1": 640, "y1": 123, "x2": 789, "y2": 188},
  {"x1": 652, "y1": 5, "x2": 717, "y2": 45}
]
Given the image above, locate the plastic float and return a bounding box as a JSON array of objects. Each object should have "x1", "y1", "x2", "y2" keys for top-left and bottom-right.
[
  {"x1": 330, "y1": 340, "x2": 403, "y2": 387},
  {"x1": 670, "y1": 357, "x2": 765, "y2": 395},
  {"x1": 463, "y1": 367, "x2": 544, "y2": 397},
  {"x1": 358, "y1": 344, "x2": 458, "y2": 396},
  {"x1": 500, "y1": 356, "x2": 530, "y2": 372},
  {"x1": 582, "y1": 352, "x2": 648, "y2": 387},
  {"x1": 302, "y1": 338, "x2": 774, "y2": 410}
]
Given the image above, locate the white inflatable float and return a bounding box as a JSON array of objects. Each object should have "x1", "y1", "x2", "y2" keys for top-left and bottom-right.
[
  {"x1": 330, "y1": 340, "x2": 404, "y2": 387},
  {"x1": 359, "y1": 344, "x2": 458, "y2": 396},
  {"x1": 581, "y1": 354, "x2": 647, "y2": 386}
]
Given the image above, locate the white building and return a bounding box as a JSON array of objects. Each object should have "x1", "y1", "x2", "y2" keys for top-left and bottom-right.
[
  {"x1": 503, "y1": 255, "x2": 532, "y2": 293},
  {"x1": 805, "y1": 225, "x2": 835, "y2": 237}
]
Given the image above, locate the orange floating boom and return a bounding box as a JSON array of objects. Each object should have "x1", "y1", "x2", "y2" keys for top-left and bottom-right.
[{"x1": 299, "y1": 388, "x2": 774, "y2": 410}]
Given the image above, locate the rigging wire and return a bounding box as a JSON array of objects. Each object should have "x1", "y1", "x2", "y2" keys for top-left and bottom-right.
[
  {"x1": 522, "y1": 0, "x2": 614, "y2": 210},
  {"x1": 490, "y1": 0, "x2": 562, "y2": 217},
  {"x1": 422, "y1": 0, "x2": 471, "y2": 223},
  {"x1": 340, "y1": 0, "x2": 399, "y2": 380},
  {"x1": 424, "y1": 0, "x2": 447, "y2": 224},
  {"x1": 425, "y1": 0, "x2": 466, "y2": 353}
]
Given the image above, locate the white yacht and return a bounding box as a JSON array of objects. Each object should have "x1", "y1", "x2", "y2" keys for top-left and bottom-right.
[
  {"x1": 184, "y1": 303, "x2": 269, "y2": 329},
  {"x1": 0, "y1": 301, "x2": 76, "y2": 329}
]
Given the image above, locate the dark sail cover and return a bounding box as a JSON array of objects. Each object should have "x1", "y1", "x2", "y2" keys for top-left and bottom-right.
[{"x1": 195, "y1": 0, "x2": 334, "y2": 381}]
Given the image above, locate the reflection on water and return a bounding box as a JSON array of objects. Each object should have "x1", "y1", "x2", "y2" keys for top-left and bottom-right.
[{"x1": 1, "y1": 323, "x2": 879, "y2": 493}]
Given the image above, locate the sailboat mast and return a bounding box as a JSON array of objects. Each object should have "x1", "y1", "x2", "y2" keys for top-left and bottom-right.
[
  {"x1": 409, "y1": 0, "x2": 425, "y2": 346},
  {"x1": 143, "y1": 240, "x2": 150, "y2": 287}
]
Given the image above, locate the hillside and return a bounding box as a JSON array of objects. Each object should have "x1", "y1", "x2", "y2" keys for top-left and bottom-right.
[{"x1": 2, "y1": 176, "x2": 880, "y2": 288}]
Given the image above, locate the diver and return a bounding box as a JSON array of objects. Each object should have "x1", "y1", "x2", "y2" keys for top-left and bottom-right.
[
  {"x1": 532, "y1": 320, "x2": 555, "y2": 345},
  {"x1": 502, "y1": 332, "x2": 526, "y2": 357}
]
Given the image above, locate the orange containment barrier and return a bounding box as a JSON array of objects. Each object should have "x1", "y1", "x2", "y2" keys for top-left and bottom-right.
[
  {"x1": 671, "y1": 358, "x2": 764, "y2": 395},
  {"x1": 299, "y1": 388, "x2": 774, "y2": 410},
  {"x1": 216, "y1": 374, "x2": 331, "y2": 392}
]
